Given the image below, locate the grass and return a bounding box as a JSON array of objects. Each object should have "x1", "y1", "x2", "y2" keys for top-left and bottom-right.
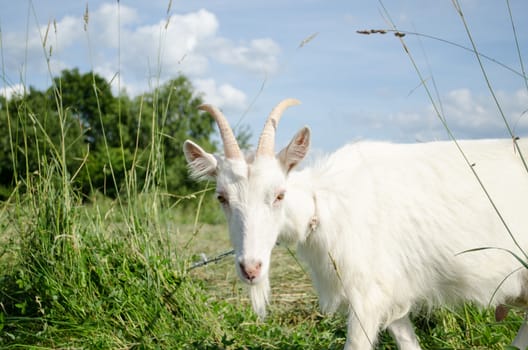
[
  {"x1": 1, "y1": 1, "x2": 527, "y2": 349},
  {"x1": 1, "y1": 189, "x2": 524, "y2": 349},
  {"x1": 0, "y1": 182, "x2": 347, "y2": 349}
]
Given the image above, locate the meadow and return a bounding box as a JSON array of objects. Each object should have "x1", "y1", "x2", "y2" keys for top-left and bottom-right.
[
  {"x1": 1, "y1": 1, "x2": 528, "y2": 349},
  {"x1": 0, "y1": 175, "x2": 525, "y2": 349},
  {"x1": 1, "y1": 166, "x2": 526, "y2": 349}
]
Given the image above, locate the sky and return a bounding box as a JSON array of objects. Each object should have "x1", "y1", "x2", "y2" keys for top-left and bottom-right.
[{"x1": 1, "y1": 0, "x2": 527, "y2": 152}]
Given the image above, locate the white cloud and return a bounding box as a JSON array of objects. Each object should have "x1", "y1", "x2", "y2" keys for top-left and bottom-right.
[
  {"x1": 51, "y1": 15, "x2": 83, "y2": 51},
  {"x1": 1, "y1": 4, "x2": 280, "y2": 110},
  {"x1": 210, "y1": 37, "x2": 281, "y2": 75},
  {"x1": 507, "y1": 89, "x2": 528, "y2": 132},
  {"x1": 194, "y1": 78, "x2": 247, "y2": 112},
  {"x1": 442, "y1": 88, "x2": 528, "y2": 136},
  {"x1": 388, "y1": 88, "x2": 528, "y2": 141},
  {"x1": 442, "y1": 89, "x2": 499, "y2": 129},
  {"x1": 113, "y1": 8, "x2": 219, "y2": 78},
  {"x1": 1, "y1": 83, "x2": 25, "y2": 100},
  {"x1": 86, "y1": 5, "x2": 280, "y2": 94}
]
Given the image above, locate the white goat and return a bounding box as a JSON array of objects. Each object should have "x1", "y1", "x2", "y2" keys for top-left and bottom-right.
[{"x1": 183, "y1": 98, "x2": 528, "y2": 350}]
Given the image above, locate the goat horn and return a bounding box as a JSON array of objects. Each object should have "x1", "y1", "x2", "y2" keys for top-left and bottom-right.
[
  {"x1": 256, "y1": 98, "x2": 301, "y2": 157},
  {"x1": 198, "y1": 104, "x2": 242, "y2": 160}
]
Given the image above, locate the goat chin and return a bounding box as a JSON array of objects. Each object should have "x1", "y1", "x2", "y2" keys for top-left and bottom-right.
[{"x1": 249, "y1": 277, "x2": 271, "y2": 319}]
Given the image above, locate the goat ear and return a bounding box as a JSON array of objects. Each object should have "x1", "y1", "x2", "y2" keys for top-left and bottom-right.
[
  {"x1": 277, "y1": 127, "x2": 310, "y2": 173},
  {"x1": 183, "y1": 140, "x2": 218, "y2": 180}
]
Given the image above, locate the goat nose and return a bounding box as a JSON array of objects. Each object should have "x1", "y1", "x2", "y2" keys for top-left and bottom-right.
[{"x1": 239, "y1": 260, "x2": 262, "y2": 281}]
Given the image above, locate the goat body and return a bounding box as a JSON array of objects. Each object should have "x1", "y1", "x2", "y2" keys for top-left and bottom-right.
[
  {"x1": 184, "y1": 100, "x2": 528, "y2": 350},
  {"x1": 290, "y1": 139, "x2": 528, "y2": 349}
]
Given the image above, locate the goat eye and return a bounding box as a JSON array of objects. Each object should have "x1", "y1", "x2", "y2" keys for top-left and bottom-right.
[
  {"x1": 217, "y1": 194, "x2": 228, "y2": 205},
  {"x1": 274, "y1": 191, "x2": 285, "y2": 204}
]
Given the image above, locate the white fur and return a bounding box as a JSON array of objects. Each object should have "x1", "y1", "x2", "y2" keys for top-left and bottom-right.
[{"x1": 184, "y1": 133, "x2": 528, "y2": 350}]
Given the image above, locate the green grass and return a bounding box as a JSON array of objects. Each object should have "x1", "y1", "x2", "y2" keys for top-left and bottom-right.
[
  {"x1": 1, "y1": 185, "x2": 525, "y2": 349},
  {"x1": 0, "y1": 182, "x2": 346, "y2": 349}
]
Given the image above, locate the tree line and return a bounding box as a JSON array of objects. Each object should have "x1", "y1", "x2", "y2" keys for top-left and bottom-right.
[{"x1": 0, "y1": 69, "x2": 246, "y2": 201}]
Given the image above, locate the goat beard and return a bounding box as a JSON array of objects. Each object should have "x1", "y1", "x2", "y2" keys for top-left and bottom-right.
[{"x1": 249, "y1": 276, "x2": 270, "y2": 319}]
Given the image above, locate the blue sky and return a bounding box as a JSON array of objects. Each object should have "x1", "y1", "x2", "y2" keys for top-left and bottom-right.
[{"x1": 1, "y1": 0, "x2": 527, "y2": 152}]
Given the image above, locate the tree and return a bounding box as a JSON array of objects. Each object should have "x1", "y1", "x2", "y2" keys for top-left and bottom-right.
[
  {"x1": 44, "y1": 69, "x2": 122, "y2": 197},
  {"x1": 0, "y1": 85, "x2": 86, "y2": 199},
  {"x1": 53, "y1": 68, "x2": 121, "y2": 147},
  {"x1": 132, "y1": 76, "x2": 217, "y2": 195},
  {"x1": 0, "y1": 70, "x2": 249, "y2": 201}
]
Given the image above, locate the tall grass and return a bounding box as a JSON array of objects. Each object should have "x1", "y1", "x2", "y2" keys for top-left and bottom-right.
[
  {"x1": 0, "y1": 48, "x2": 220, "y2": 350},
  {"x1": 1, "y1": 5, "x2": 226, "y2": 349}
]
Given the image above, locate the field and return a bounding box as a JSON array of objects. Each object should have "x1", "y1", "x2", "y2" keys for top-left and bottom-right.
[
  {"x1": 1, "y1": 1, "x2": 527, "y2": 349},
  {"x1": 0, "y1": 185, "x2": 525, "y2": 349}
]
